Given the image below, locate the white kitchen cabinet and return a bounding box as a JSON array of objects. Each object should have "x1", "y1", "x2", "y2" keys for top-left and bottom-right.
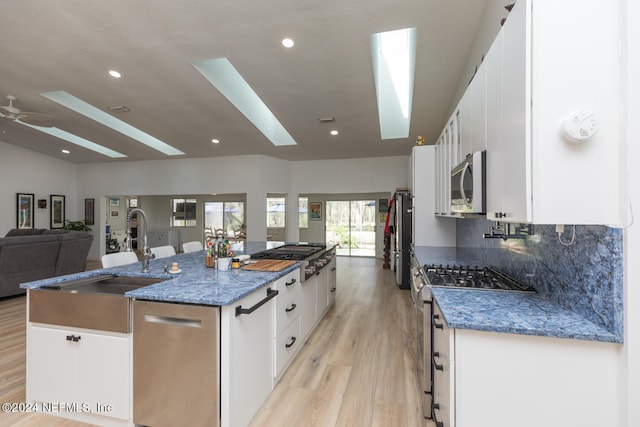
[
  {"x1": 487, "y1": 0, "x2": 624, "y2": 224},
  {"x1": 485, "y1": 31, "x2": 505, "y2": 220},
  {"x1": 409, "y1": 145, "x2": 456, "y2": 245},
  {"x1": 470, "y1": 62, "x2": 487, "y2": 153},
  {"x1": 434, "y1": 96, "x2": 464, "y2": 218},
  {"x1": 220, "y1": 286, "x2": 277, "y2": 427},
  {"x1": 432, "y1": 300, "x2": 620, "y2": 427},
  {"x1": 315, "y1": 267, "x2": 329, "y2": 319},
  {"x1": 299, "y1": 276, "x2": 317, "y2": 340},
  {"x1": 27, "y1": 325, "x2": 131, "y2": 424},
  {"x1": 327, "y1": 256, "x2": 337, "y2": 307},
  {"x1": 272, "y1": 269, "x2": 302, "y2": 381}
]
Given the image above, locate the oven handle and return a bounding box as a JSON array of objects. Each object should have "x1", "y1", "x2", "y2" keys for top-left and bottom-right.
[
  {"x1": 432, "y1": 352, "x2": 443, "y2": 371},
  {"x1": 432, "y1": 403, "x2": 444, "y2": 427},
  {"x1": 432, "y1": 313, "x2": 444, "y2": 329}
]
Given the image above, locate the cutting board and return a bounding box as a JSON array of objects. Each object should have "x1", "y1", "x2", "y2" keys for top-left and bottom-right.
[{"x1": 241, "y1": 260, "x2": 297, "y2": 272}]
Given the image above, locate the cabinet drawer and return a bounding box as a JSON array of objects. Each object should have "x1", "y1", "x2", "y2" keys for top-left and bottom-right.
[
  {"x1": 274, "y1": 316, "x2": 301, "y2": 377},
  {"x1": 272, "y1": 269, "x2": 300, "y2": 293},
  {"x1": 275, "y1": 287, "x2": 301, "y2": 336}
]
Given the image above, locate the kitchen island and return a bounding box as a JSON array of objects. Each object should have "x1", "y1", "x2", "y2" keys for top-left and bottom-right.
[{"x1": 21, "y1": 241, "x2": 337, "y2": 427}]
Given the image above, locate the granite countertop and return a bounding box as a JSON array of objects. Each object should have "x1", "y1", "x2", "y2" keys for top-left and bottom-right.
[
  {"x1": 414, "y1": 246, "x2": 619, "y2": 343},
  {"x1": 20, "y1": 241, "x2": 302, "y2": 306}
]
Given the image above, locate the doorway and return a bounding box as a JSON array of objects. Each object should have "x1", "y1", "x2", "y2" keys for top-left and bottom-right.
[{"x1": 325, "y1": 200, "x2": 376, "y2": 257}]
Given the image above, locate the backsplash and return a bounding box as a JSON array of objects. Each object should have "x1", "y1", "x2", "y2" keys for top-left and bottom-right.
[{"x1": 456, "y1": 218, "x2": 623, "y2": 341}]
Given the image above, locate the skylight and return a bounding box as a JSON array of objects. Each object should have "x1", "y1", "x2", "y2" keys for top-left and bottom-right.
[
  {"x1": 370, "y1": 27, "x2": 417, "y2": 139},
  {"x1": 19, "y1": 122, "x2": 127, "y2": 158},
  {"x1": 192, "y1": 58, "x2": 297, "y2": 146},
  {"x1": 40, "y1": 91, "x2": 185, "y2": 156}
]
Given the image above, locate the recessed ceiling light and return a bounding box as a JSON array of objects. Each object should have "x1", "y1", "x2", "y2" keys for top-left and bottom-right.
[
  {"x1": 108, "y1": 70, "x2": 121, "y2": 78},
  {"x1": 61, "y1": 149, "x2": 70, "y2": 154},
  {"x1": 330, "y1": 130, "x2": 339, "y2": 136},
  {"x1": 282, "y1": 38, "x2": 294, "y2": 48},
  {"x1": 211, "y1": 138, "x2": 220, "y2": 144}
]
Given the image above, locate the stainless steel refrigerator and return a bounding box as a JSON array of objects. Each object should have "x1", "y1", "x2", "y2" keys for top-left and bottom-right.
[{"x1": 394, "y1": 191, "x2": 412, "y2": 289}]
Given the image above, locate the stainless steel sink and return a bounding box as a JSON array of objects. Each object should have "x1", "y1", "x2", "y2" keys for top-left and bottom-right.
[
  {"x1": 29, "y1": 274, "x2": 168, "y2": 333},
  {"x1": 54, "y1": 275, "x2": 166, "y2": 295}
]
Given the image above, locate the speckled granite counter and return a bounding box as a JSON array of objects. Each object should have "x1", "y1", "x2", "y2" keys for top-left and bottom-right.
[
  {"x1": 414, "y1": 246, "x2": 619, "y2": 343},
  {"x1": 20, "y1": 241, "x2": 300, "y2": 306}
]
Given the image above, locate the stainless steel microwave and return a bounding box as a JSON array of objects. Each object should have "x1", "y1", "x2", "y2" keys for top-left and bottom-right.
[{"x1": 451, "y1": 150, "x2": 486, "y2": 214}]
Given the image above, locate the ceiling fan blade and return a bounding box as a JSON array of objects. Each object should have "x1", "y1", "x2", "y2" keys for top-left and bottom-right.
[
  {"x1": 19, "y1": 112, "x2": 53, "y2": 122},
  {"x1": 16, "y1": 114, "x2": 54, "y2": 128}
]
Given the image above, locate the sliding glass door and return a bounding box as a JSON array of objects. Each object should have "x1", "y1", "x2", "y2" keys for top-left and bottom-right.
[{"x1": 325, "y1": 200, "x2": 376, "y2": 257}]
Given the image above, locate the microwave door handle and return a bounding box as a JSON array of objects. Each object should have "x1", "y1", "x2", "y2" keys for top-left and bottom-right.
[{"x1": 460, "y1": 162, "x2": 472, "y2": 210}]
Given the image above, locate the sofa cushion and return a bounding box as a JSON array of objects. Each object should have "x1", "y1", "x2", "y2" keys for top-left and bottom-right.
[
  {"x1": 5, "y1": 228, "x2": 47, "y2": 237},
  {"x1": 0, "y1": 235, "x2": 60, "y2": 296},
  {"x1": 54, "y1": 232, "x2": 93, "y2": 276}
]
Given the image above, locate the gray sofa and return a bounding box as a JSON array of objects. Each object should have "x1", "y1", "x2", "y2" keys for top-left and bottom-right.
[{"x1": 0, "y1": 229, "x2": 93, "y2": 298}]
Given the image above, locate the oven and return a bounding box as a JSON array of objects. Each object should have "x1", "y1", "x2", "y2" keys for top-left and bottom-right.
[
  {"x1": 410, "y1": 257, "x2": 535, "y2": 420},
  {"x1": 409, "y1": 253, "x2": 432, "y2": 419}
]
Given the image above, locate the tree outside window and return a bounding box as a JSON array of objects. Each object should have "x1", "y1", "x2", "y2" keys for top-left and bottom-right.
[{"x1": 267, "y1": 196, "x2": 286, "y2": 227}]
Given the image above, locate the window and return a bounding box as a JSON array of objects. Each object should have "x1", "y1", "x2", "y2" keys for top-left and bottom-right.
[
  {"x1": 299, "y1": 196, "x2": 308, "y2": 228},
  {"x1": 204, "y1": 201, "x2": 245, "y2": 236},
  {"x1": 172, "y1": 198, "x2": 197, "y2": 227},
  {"x1": 267, "y1": 196, "x2": 286, "y2": 228}
]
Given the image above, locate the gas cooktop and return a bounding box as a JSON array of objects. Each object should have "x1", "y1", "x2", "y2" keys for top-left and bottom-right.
[
  {"x1": 250, "y1": 244, "x2": 326, "y2": 261},
  {"x1": 424, "y1": 264, "x2": 535, "y2": 292}
]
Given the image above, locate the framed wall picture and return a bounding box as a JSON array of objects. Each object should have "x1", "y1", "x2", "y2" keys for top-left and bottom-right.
[
  {"x1": 110, "y1": 209, "x2": 120, "y2": 218},
  {"x1": 50, "y1": 195, "x2": 66, "y2": 229},
  {"x1": 310, "y1": 202, "x2": 322, "y2": 221},
  {"x1": 109, "y1": 197, "x2": 120, "y2": 207},
  {"x1": 84, "y1": 198, "x2": 95, "y2": 225},
  {"x1": 16, "y1": 193, "x2": 34, "y2": 229}
]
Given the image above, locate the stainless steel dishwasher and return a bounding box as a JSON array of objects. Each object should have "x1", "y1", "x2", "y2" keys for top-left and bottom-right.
[{"x1": 133, "y1": 300, "x2": 220, "y2": 427}]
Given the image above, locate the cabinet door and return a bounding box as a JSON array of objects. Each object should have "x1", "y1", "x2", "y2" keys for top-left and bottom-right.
[
  {"x1": 458, "y1": 89, "x2": 472, "y2": 160},
  {"x1": 221, "y1": 288, "x2": 275, "y2": 427},
  {"x1": 471, "y1": 62, "x2": 487, "y2": 153},
  {"x1": 77, "y1": 332, "x2": 131, "y2": 420},
  {"x1": 28, "y1": 326, "x2": 78, "y2": 405},
  {"x1": 501, "y1": 0, "x2": 531, "y2": 222},
  {"x1": 315, "y1": 268, "x2": 329, "y2": 318},
  {"x1": 485, "y1": 31, "x2": 504, "y2": 220},
  {"x1": 299, "y1": 277, "x2": 317, "y2": 339},
  {"x1": 327, "y1": 258, "x2": 337, "y2": 306}
]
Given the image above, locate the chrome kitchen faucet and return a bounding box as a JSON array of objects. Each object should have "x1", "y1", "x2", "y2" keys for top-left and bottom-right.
[{"x1": 125, "y1": 208, "x2": 155, "y2": 273}]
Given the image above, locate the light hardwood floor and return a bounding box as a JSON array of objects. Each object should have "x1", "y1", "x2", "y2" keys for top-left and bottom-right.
[{"x1": 0, "y1": 257, "x2": 432, "y2": 427}]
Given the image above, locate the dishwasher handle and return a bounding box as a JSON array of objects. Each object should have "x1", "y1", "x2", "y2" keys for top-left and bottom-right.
[{"x1": 235, "y1": 288, "x2": 279, "y2": 317}]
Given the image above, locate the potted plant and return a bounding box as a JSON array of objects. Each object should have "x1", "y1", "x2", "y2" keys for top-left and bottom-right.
[{"x1": 63, "y1": 220, "x2": 92, "y2": 232}]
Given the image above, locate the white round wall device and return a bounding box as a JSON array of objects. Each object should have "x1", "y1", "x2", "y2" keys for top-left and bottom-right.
[{"x1": 560, "y1": 110, "x2": 599, "y2": 144}]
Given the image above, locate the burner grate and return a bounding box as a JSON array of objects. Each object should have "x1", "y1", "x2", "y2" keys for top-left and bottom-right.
[{"x1": 424, "y1": 264, "x2": 535, "y2": 292}]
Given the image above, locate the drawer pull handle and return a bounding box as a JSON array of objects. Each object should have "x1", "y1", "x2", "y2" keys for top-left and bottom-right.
[
  {"x1": 285, "y1": 336, "x2": 297, "y2": 348},
  {"x1": 285, "y1": 303, "x2": 297, "y2": 313},
  {"x1": 285, "y1": 278, "x2": 297, "y2": 287},
  {"x1": 331, "y1": 287, "x2": 336, "y2": 293},
  {"x1": 66, "y1": 335, "x2": 81, "y2": 342}
]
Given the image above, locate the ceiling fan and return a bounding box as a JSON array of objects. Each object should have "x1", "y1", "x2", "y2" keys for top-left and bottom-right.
[{"x1": 0, "y1": 95, "x2": 53, "y2": 127}]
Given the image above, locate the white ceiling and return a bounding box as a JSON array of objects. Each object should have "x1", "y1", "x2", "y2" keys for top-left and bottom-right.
[{"x1": 0, "y1": 0, "x2": 491, "y2": 163}]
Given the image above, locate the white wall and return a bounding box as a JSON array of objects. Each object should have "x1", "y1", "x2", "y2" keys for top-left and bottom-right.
[
  {"x1": 623, "y1": 0, "x2": 639, "y2": 424},
  {"x1": 0, "y1": 142, "x2": 78, "y2": 233}
]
